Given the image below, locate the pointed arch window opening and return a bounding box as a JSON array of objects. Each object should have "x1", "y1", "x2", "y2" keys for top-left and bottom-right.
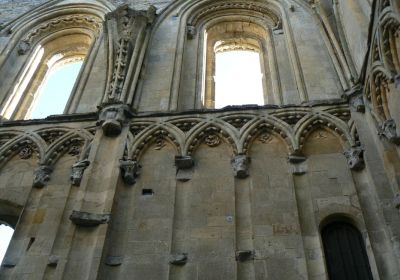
[
  {"x1": 214, "y1": 44, "x2": 264, "y2": 109},
  {"x1": 0, "y1": 30, "x2": 94, "y2": 120},
  {"x1": 25, "y1": 56, "x2": 84, "y2": 120},
  {"x1": 201, "y1": 21, "x2": 273, "y2": 109}
]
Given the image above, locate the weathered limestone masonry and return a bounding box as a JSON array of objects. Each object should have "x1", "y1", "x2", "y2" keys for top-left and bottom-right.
[{"x1": 0, "y1": 0, "x2": 398, "y2": 279}]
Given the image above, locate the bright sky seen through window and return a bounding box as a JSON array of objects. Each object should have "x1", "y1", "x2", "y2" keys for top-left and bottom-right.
[
  {"x1": 27, "y1": 61, "x2": 83, "y2": 119},
  {"x1": 214, "y1": 50, "x2": 264, "y2": 108},
  {"x1": 0, "y1": 224, "x2": 14, "y2": 264}
]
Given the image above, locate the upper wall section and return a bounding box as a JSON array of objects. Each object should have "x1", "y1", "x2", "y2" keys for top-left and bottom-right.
[
  {"x1": 136, "y1": 0, "x2": 363, "y2": 112},
  {"x1": 0, "y1": 0, "x2": 173, "y2": 25},
  {"x1": 0, "y1": 0, "x2": 373, "y2": 117}
]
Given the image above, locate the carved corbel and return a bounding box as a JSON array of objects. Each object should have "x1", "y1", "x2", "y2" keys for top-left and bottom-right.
[
  {"x1": 288, "y1": 154, "x2": 306, "y2": 163},
  {"x1": 231, "y1": 155, "x2": 251, "y2": 179},
  {"x1": 175, "y1": 156, "x2": 194, "y2": 169},
  {"x1": 105, "y1": 256, "x2": 123, "y2": 266},
  {"x1": 32, "y1": 165, "x2": 53, "y2": 188},
  {"x1": 97, "y1": 104, "x2": 134, "y2": 137},
  {"x1": 69, "y1": 210, "x2": 110, "y2": 227},
  {"x1": 378, "y1": 119, "x2": 400, "y2": 144},
  {"x1": 119, "y1": 159, "x2": 141, "y2": 185},
  {"x1": 70, "y1": 160, "x2": 90, "y2": 186},
  {"x1": 288, "y1": 153, "x2": 307, "y2": 175},
  {"x1": 343, "y1": 146, "x2": 365, "y2": 171},
  {"x1": 175, "y1": 155, "x2": 194, "y2": 182}
]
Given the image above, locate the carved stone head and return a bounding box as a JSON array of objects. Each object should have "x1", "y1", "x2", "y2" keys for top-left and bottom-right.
[
  {"x1": 231, "y1": 155, "x2": 251, "y2": 179},
  {"x1": 120, "y1": 159, "x2": 141, "y2": 185},
  {"x1": 98, "y1": 104, "x2": 133, "y2": 137},
  {"x1": 343, "y1": 146, "x2": 364, "y2": 171},
  {"x1": 379, "y1": 119, "x2": 400, "y2": 144},
  {"x1": 33, "y1": 165, "x2": 53, "y2": 188}
]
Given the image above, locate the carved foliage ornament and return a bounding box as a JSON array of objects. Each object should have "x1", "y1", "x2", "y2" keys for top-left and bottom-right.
[
  {"x1": 19, "y1": 146, "x2": 33, "y2": 159},
  {"x1": 204, "y1": 134, "x2": 220, "y2": 147},
  {"x1": 105, "y1": 5, "x2": 156, "y2": 102}
]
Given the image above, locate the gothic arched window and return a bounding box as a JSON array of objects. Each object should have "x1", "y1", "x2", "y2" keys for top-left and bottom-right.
[
  {"x1": 0, "y1": 12, "x2": 103, "y2": 120},
  {"x1": 321, "y1": 221, "x2": 373, "y2": 280},
  {"x1": 201, "y1": 21, "x2": 279, "y2": 109}
]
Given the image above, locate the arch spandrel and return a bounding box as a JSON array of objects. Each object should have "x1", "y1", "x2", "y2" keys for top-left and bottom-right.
[
  {"x1": 183, "y1": 121, "x2": 239, "y2": 156},
  {"x1": 294, "y1": 112, "x2": 356, "y2": 154},
  {"x1": 240, "y1": 116, "x2": 296, "y2": 155},
  {"x1": 130, "y1": 124, "x2": 183, "y2": 161}
]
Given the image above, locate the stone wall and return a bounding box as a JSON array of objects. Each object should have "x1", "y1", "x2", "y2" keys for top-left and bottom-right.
[{"x1": 0, "y1": 0, "x2": 399, "y2": 279}]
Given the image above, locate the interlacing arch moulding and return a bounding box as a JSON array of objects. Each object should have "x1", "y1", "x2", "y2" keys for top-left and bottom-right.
[
  {"x1": 0, "y1": 127, "x2": 94, "y2": 188},
  {"x1": 120, "y1": 107, "x2": 363, "y2": 183}
]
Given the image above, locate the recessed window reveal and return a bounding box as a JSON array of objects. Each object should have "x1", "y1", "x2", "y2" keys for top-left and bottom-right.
[{"x1": 26, "y1": 61, "x2": 83, "y2": 119}]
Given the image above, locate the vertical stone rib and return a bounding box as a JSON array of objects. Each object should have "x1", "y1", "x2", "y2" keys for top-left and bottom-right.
[{"x1": 234, "y1": 179, "x2": 255, "y2": 280}]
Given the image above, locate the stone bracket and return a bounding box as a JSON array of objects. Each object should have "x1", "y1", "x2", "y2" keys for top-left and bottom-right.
[
  {"x1": 288, "y1": 154, "x2": 307, "y2": 164},
  {"x1": 235, "y1": 250, "x2": 254, "y2": 262},
  {"x1": 33, "y1": 165, "x2": 53, "y2": 188},
  {"x1": 105, "y1": 255, "x2": 123, "y2": 266},
  {"x1": 291, "y1": 164, "x2": 307, "y2": 175},
  {"x1": 231, "y1": 155, "x2": 251, "y2": 179},
  {"x1": 175, "y1": 155, "x2": 195, "y2": 182},
  {"x1": 343, "y1": 146, "x2": 365, "y2": 171},
  {"x1": 97, "y1": 104, "x2": 135, "y2": 137},
  {"x1": 378, "y1": 119, "x2": 400, "y2": 145},
  {"x1": 1, "y1": 257, "x2": 18, "y2": 268},
  {"x1": 47, "y1": 255, "x2": 59, "y2": 267},
  {"x1": 70, "y1": 160, "x2": 90, "y2": 186},
  {"x1": 119, "y1": 159, "x2": 141, "y2": 185},
  {"x1": 69, "y1": 210, "x2": 110, "y2": 227},
  {"x1": 169, "y1": 253, "x2": 188, "y2": 266},
  {"x1": 175, "y1": 155, "x2": 194, "y2": 169}
]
